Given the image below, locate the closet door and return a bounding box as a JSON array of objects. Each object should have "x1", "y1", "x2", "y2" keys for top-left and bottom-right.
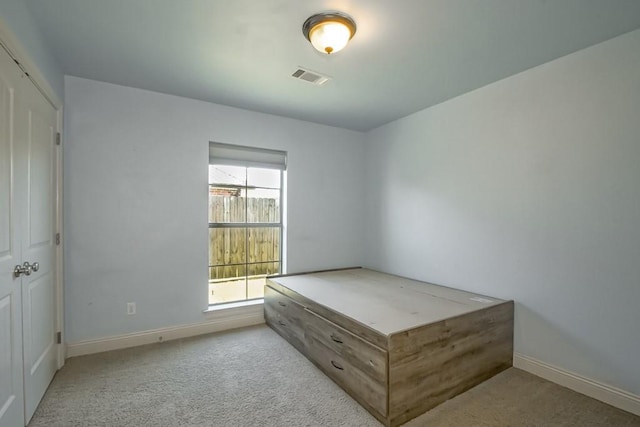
[
  {"x1": 18, "y1": 62, "x2": 58, "y2": 423},
  {"x1": 0, "y1": 44, "x2": 58, "y2": 426},
  {"x1": 0, "y1": 45, "x2": 25, "y2": 427}
]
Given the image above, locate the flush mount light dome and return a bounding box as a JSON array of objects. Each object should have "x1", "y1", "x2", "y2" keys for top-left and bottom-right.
[{"x1": 302, "y1": 12, "x2": 357, "y2": 55}]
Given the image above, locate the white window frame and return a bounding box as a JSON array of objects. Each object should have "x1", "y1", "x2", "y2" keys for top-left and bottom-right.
[{"x1": 208, "y1": 142, "x2": 287, "y2": 305}]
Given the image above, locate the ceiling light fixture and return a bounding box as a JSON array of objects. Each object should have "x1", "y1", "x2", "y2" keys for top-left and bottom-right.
[{"x1": 302, "y1": 12, "x2": 357, "y2": 55}]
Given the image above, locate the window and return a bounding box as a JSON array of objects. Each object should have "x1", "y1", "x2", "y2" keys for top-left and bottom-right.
[{"x1": 208, "y1": 142, "x2": 286, "y2": 305}]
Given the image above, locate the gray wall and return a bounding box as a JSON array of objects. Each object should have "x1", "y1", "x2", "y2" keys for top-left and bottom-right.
[
  {"x1": 64, "y1": 76, "x2": 365, "y2": 343},
  {"x1": 364, "y1": 29, "x2": 640, "y2": 394},
  {"x1": 0, "y1": 0, "x2": 63, "y2": 100}
]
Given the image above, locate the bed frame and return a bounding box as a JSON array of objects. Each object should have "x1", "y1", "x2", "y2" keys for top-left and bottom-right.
[{"x1": 264, "y1": 268, "x2": 513, "y2": 426}]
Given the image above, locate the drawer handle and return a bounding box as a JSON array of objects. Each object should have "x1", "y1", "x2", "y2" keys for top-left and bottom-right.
[
  {"x1": 330, "y1": 334, "x2": 343, "y2": 344},
  {"x1": 278, "y1": 301, "x2": 286, "y2": 307},
  {"x1": 278, "y1": 320, "x2": 287, "y2": 327},
  {"x1": 331, "y1": 360, "x2": 344, "y2": 371}
]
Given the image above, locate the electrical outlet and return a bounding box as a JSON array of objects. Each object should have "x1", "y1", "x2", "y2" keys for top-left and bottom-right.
[{"x1": 127, "y1": 302, "x2": 136, "y2": 315}]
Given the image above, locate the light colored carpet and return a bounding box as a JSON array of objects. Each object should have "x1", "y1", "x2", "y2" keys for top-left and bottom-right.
[{"x1": 29, "y1": 325, "x2": 640, "y2": 427}]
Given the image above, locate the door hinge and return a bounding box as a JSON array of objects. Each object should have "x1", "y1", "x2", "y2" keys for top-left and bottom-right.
[
  {"x1": 56, "y1": 233, "x2": 60, "y2": 245},
  {"x1": 56, "y1": 132, "x2": 61, "y2": 146},
  {"x1": 56, "y1": 331, "x2": 62, "y2": 344}
]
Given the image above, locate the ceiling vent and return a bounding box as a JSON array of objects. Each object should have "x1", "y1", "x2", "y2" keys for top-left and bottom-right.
[{"x1": 291, "y1": 67, "x2": 331, "y2": 86}]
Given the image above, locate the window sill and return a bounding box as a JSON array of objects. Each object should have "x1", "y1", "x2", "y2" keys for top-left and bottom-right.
[{"x1": 203, "y1": 299, "x2": 264, "y2": 314}]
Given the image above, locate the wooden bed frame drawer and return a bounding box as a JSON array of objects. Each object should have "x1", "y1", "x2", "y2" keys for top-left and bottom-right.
[
  {"x1": 265, "y1": 285, "x2": 302, "y2": 316},
  {"x1": 306, "y1": 334, "x2": 388, "y2": 418},
  {"x1": 264, "y1": 287, "x2": 307, "y2": 352},
  {"x1": 304, "y1": 308, "x2": 387, "y2": 385}
]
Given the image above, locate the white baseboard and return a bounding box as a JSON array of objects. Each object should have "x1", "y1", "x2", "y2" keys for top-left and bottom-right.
[
  {"x1": 514, "y1": 352, "x2": 640, "y2": 416},
  {"x1": 66, "y1": 305, "x2": 265, "y2": 358}
]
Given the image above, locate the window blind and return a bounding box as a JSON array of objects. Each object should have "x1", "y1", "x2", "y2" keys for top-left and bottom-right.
[{"x1": 209, "y1": 142, "x2": 287, "y2": 170}]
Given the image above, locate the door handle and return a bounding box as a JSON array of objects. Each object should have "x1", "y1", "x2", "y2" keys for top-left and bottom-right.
[
  {"x1": 13, "y1": 261, "x2": 39, "y2": 278},
  {"x1": 14, "y1": 262, "x2": 31, "y2": 277}
]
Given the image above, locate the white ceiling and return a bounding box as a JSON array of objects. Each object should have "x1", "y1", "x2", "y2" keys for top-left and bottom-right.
[{"x1": 26, "y1": 0, "x2": 640, "y2": 131}]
